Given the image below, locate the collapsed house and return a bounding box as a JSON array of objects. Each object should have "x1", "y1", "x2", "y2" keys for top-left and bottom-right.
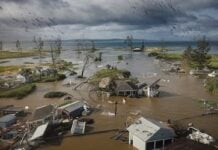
[
  {"x1": 127, "y1": 117, "x2": 175, "y2": 150},
  {"x1": 30, "y1": 105, "x2": 55, "y2": 124}
]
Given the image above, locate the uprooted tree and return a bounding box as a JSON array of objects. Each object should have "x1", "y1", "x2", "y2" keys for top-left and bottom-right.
[
  {"x1": 50, "y1": 38, "x2": 62, "y2": 76},
  {"x1": 33, "y1": 36, "x2": 44, "y2": 65}
]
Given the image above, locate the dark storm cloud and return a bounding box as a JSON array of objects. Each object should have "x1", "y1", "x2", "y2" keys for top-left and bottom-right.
[
  {"x1": 0, "y1": 0, "x2": 217, "y2": 40},
  {"x1": 0, "y1": 0, "x2": 29, "y2": 4}
]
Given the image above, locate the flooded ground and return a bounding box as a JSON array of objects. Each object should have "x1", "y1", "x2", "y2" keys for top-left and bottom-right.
[{"x1": 0, "y1": 48, "x2": 218, "y2": 149}]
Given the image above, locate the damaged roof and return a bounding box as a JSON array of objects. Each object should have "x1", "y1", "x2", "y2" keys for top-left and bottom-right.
[
  {"x1": 127, "y1": 117, "x2": 175, "y2": 142},
  {"x1": 114, "y1": 80, "x2": 138, "y2": 91}
]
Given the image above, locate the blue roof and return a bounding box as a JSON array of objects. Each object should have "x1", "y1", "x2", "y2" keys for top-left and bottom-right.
[{"x1": 0, "y1": 114, "x2": 16, "y2": 123}]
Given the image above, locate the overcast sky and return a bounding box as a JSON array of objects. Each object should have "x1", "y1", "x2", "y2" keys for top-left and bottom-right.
[{"x1": 0, "y1": 0, "x2": 217, "y2": 41}]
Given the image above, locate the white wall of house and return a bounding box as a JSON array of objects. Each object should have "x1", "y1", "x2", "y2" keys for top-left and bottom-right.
[{"x1": 133, "y1": 135, "x2": 146, "y2": 150}]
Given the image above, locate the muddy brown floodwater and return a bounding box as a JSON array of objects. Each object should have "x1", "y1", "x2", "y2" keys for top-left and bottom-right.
[{"x1": 0, "y1": 50, "x2": 218, "y2": 150}]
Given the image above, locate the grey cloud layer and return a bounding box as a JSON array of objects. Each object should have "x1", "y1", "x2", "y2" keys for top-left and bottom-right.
[{"x1": 0, "y1": 0, "x2": 217, "y2": 40}]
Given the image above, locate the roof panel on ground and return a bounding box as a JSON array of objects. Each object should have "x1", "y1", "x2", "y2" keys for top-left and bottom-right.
[{"x1": 29, "y1": 122, "x2": 49, "y2": 141}]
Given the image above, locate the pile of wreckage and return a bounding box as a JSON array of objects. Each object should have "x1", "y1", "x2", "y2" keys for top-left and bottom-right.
[
  {"x1": 187, "y1": 127, "x2": 215, "y2": 145},
  {"x1": 0, "y1": 100, "x2": 91, "y2": 149},
  {"x1": 15, "y1": 100, "x2": 91, "y2": 149},
  {"x1": 162, "y1": 62, "x2": 185, "y2": 73},
  {"x1": 0, "y1": 105, "x2": 28, "y2": 149}
]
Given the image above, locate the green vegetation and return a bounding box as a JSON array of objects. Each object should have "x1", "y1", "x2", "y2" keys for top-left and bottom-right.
[
  {"x1": 148, "y1": 52, "x2": 159, "y2": 57},
  {"x1": 118, "y1": 55, "x2": 124, "y2": 61},
  {"x1": 148, "y1": 52, "x2": 182, "y2": 61},
  {"x1": 56, "y1": 60, "x2": 79, "y2": 71},
  {"x1": 0, "y1": 51, "x2": 37, "y2": 59},
  {"x1": 39, "y1": 73, "x2": 66, "y2": 82},
  {"x1": 44, "y1": 91, "x2": 67, "y2": 98},
  {"x1": 89, "y1": 68, "x2": 123, "y2": 84},
  {"x1": 58, "y1": 100, "x2": 73, "y2": 107},
  {"x1": 89, "y1": 68, "x2": 134, "y2": 86},
  {"x1": 0, "y1": 66, "x2": 20, "y2": 73},
  {"x1": 205, "y1": 78, "x2": 218, "y2": 94},
  {"x1": 0, "y1": 84, "x2": 36, "y2": 99},
  {"x1": 208, "y1": 55, "x2": 218, "y2": 69}
]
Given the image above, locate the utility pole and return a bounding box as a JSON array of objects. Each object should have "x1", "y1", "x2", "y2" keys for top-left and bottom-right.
[{"x1": 114, "y1": 101, "x2": 118, "y2": 117}]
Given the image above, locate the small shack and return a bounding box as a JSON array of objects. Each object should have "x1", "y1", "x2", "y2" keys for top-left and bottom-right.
[
  {"x1": 114, "y1": 80, "x2": 138, "y2": 97},
  {"x1": 0, "y1": 114, "x2": 16, "y2": 128},
  {"x1": 58, "y1": 101, "x2": 87, "y2": 118},
  {"x1": 71, "y1": 119, "x2": 86, "y2": 135},
  {"x1": 31, "y1": 105, "x2": 55, "y2": 124},
  {"x1": 127, "y1": 117, "x2": 175, "y2": 150}
]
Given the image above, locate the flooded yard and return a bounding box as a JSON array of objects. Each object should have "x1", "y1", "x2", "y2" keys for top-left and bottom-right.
[{"x1": 0, "y1": 49, "x2": 218, "y2": 149}]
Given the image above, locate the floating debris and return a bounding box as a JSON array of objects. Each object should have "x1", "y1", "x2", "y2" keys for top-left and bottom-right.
[
  {"x1": 101, "y1": 111, "x2": 115, "y2": 117},
  {"x1": 187, "y1": 127, "x2": 215, "y2": 145}
]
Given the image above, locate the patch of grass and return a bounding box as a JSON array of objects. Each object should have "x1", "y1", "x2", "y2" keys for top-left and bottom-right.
[
  {"x1": 208, "y1": 55, "x2": 218, "y2": 69},
  {"x1": 148, "y1": 52, "x2": 159, "y2": 57},
  {"x1": 205, "y1": 78, "x2": 218, "y2": 94},
  {"x1": 0, "y1": 66, "x2": 20, "y2": 73},
  {"x1": 156, "y1": 53, "x2": 182, "y2": 61},
  {"x1": 0, "y1": 83, "x2": 36, "y2": 99},
  {"x1": 89, "y1": 68, "x2": 134, "y2": 86},
  {"x1": 148, "y1": 52, "x2": 182, "y2": 61},
  {"x1": 89, "y1": 68, "x2": 122, "y2": 84},
  {"x1": 0, "y1": 51, "x2": 38, "y2": 59},
  {"x1": 44, "y1": 91, "x2": 67, "y2": 98},
  {"x1": 56, "y1": 60, "x2": 79, "y2": 70}
]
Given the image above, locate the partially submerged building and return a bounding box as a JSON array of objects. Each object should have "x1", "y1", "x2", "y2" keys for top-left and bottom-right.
[
  {"x1": 58, "y1": 101, "x2": 89, "y2": 118},
  {"x1": 127, "y1": 117, "x2": 175, "y2": 150},
  {"x1": 114, "y1": 80, "x2": 138, "y2": 97},
  {"x1": 0, "y1": 114, "x2": 16, "y2": 128},
  {"x1": 2, "y1": 106, "x2": 25, "y2": 116}
]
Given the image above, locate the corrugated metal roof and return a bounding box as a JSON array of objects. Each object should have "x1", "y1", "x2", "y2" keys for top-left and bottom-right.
[
  {"x1": 127, "y1": 117, "x2": 175, "y2": 142},
  {"x1": 0, "y1": 114, "x2": 16, "y2": 123},
  {"x1": 59, "y1": 101, "x2": 84, "y2": 113}
]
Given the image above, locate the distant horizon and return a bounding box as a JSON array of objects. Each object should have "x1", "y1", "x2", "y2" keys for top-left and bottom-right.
[{"x1": 2, "y1": 38, "x2": 218, "y2": 43}]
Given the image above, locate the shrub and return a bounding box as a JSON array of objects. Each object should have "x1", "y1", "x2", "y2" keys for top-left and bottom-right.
[
  {"x1": 44, "y1": 91, "x2": 67, "y2": 98},
  {"x1": 205, "y1": 78, "x2": 218, "y2": 94},
  {"x1": 118, "y1": 55, "x2": 123, "y2": 61},
  {"x1": 148, "y1": 52, "x2": 159, "y2": 57}
]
